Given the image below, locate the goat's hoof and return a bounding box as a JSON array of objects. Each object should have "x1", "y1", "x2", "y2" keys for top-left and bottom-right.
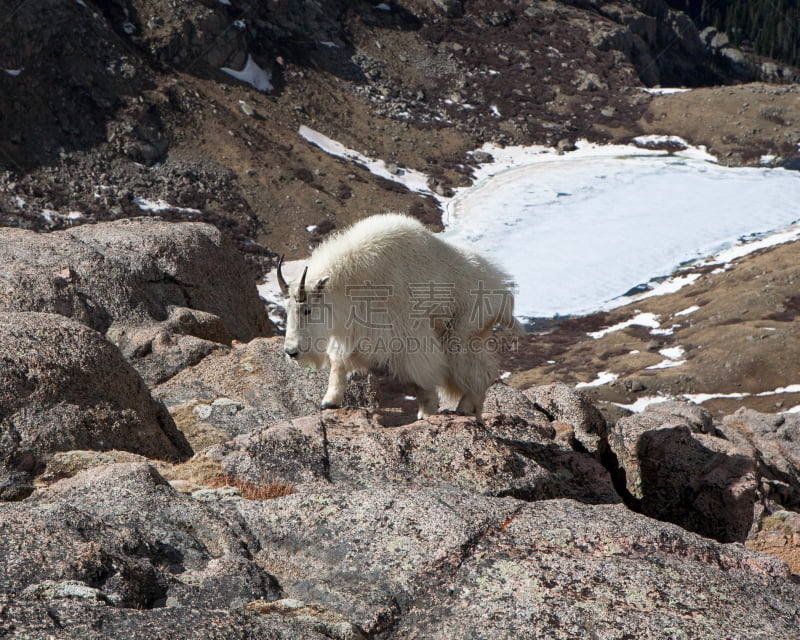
[{"x1": 320, "y1": 401, "x2": 341, "y2": 410}]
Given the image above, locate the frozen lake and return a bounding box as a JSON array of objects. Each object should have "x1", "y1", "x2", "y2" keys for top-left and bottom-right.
[{"x1": 442, "y1": 142, "x2": 800, "y2": 318}]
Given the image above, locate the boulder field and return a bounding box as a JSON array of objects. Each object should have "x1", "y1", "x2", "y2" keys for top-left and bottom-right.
[{"x1": 1, "y1": 219, "x2": 799, "y2": 638}]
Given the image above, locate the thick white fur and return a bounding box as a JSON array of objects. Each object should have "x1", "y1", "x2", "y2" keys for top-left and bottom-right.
[{"x1": 283, "y1": 213, "x2": 519, "y2": 419}]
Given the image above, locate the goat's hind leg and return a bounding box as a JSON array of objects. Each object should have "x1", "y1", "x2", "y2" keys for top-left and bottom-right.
[{"x1": 456, "y1": 393, "x2": 485, "y2": 423}]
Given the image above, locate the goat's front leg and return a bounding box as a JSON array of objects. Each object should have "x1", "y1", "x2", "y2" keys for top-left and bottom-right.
[
  {"x1": 414, "y1": 385, "x2": 440, "y2": 420},
  {"x1": 321, "y1": 357, "x2": 347, "y2": 409}
]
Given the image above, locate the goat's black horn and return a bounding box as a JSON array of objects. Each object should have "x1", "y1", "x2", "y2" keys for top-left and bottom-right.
[
  {"x1": 298, "y1": 266, "x2": 308, "y2": 302},
  {"x1": 276, "y1": 255, "x2": 289, "y2": 296}
]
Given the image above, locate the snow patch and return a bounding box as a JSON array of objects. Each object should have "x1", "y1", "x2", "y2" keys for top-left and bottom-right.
[
  {"x1": 575, "y1": 371, "x2": 618, "y2": 388},
  {"x1": 646, "y1": 345, "x2": 686, "y2": 369},
  {"x1": 443, "y1": 139, "x2": 800, "y2": 317},
  {"x1": 613, "y1": 396, "x2": 673, "y2": 412},
  {"x1": 588, "y1": 312, "x2": 661, "y2": 339},
  {"x1": 298, "y1": 125, "x2": 434, "y2": 196},
  {"x1": 221, "y1": 54, "x2": 273, "y2": 93},
  {"x1": 133, "y1": 197, "x2": 202, "y2": 215},
  {"x1": 675, "y1": 305, "x2": 700, "y2": 317},
  {"x1": 643, "y1": 88, "x2": 691, "y2": 95}
]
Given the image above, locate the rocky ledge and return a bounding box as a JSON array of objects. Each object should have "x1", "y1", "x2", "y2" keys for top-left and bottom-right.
[{"x1": 2, "y1": 219, "x2": 800, "y2": 639}]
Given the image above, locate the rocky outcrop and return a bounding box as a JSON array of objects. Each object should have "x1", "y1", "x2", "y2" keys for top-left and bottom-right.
[
  {"x1": 0, "y1": 219, "x2": 272, "y2": 337},
  {"x1": 153, "y1": 337, "x2": 379, "y2": 445},
  {"x1": 524, "y1": 382, "x2": 609, "y2": 455},
  {"x1": 0, "y1": 219, "x2": 274, "y2": 384},
  {"x1": 207, "y1": 407, "x2": 621, "y2": 504},
  {"x1": 2, "y1": 461, "x2": 797, "y2": 639},
  {"x1": 609, "y1": 401, "x2": 758, "y2": 543},
  {"x1": 4, "y1": 299, "x2": 800, "y2": 637},
  {"x1": 3, "y1": 3, "x2": 800, "y2": 634},
  {"x1": 0, "y1": 312, "x2": 190, "y2": 500},
  {"x1": 720, "y1": 409, "x2": 800, "y2": 511}
]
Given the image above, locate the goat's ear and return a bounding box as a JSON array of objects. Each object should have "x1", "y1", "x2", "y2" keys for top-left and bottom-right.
[{"x1": 314, "y1": 276, "x2": 330, "y2": 294}]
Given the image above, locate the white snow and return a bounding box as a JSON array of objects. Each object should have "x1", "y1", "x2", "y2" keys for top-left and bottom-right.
[
  {"x1": 646, "y1": 345, "x2": 686, "y2": 370},
  {"x1": 298, "y1": 125, "x2": 434, "y2": 196},
  {"x1": 587, "y1": 312, "x2": 661, "y2": 339},
  {"x1": 697, "y1": 225, "x2": 800, "y2": 267},
  {"x1": 759, "y1": 384, "x2": 800, "y2": 396},
  {"x1": 658, "y1": 346, "x2": 685, "y2": 360},
  {"x1": 677, "y1": 385, "x2": 800, "y2": 406},
  {"x1": 575, "y1": 371, "x2": 618, "y2": 388},
  {"x1": 257, "y1": 258, "x2": 305, "y2": 306},
  {"x1": 221, "y1": 54, "x2": 273, "y2": 93},
  {"x1": 643, "y1": 88, "x2": 691, "y2": 95},
  {"x1": 258, "y1": 259, "x2": 306, "y2": 328},
  {"x1": 616, "y1": 384, "x2": 800, "y2": 412},
  {"x1": 133, "y1": 197, "x2": 202, "y2": 215},
  {"x1": 282, "y1": 130, "x2": 800, "y2": 320},
  {"x1": 39, "y1": 209, "x2": 84, "y2": 225},
  {"x1": 675, "y1": 305, "x2": 700, "y2": 317},
  {"x1": 613, "y1": 396, "x2": 672, "y2": 412},
  {"x1": 633, "y1": 134, "x2": 688, "y2": 148},
  {"x1": 443, "y1": 139, "x2": 800, "y2": 317}
]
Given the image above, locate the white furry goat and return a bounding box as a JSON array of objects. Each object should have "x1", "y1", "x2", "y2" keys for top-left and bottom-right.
[{"x1": 278, "y1": 213, "x2": 520, "y2": 419}]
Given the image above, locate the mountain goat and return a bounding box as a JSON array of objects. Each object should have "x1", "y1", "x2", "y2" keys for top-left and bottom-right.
[{"x1": 278, "y1": 213, "x2": 520, "y2": 420}]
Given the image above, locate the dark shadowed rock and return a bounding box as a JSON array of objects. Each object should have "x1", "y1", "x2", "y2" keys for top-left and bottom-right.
[
  {"x1": 720, "y1": 409, "x2": 800, "y2": 511},
  {"x1": 0, "y1": 599, "x2": 329, "y2": 640},
  {"x1": 14, "y1": 463, "x2": 282, "y2": 609},
  {"x1": 0, "y1": 312, "x2": 191, "y2": 500},
  {"x1": 609, "y1": 404, "x2": 758, "y2": 542},
  {"x1": 208, "y1": 410, "x2": 621, "y2": 504},
  {"x1": 154, "y1": 337, "x2": 379, "y2": 445},
  {"x1": 0, "y1": 219, "x2": 274, "y2": 382},
  {"x1": 0, "y1": 463, "x2": 335, "y2": 638}
]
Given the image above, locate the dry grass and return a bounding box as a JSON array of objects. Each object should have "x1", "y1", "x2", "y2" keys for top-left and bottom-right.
[
  {"x1": 154, "y1": 454, "x2": 226, "y2": 489},
  {"x1": 155, "y1": 454, "x2": 294, "y2": 499},
  {"x1": 205, "y1": 474, "x2": 294, "y2": 500}
]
